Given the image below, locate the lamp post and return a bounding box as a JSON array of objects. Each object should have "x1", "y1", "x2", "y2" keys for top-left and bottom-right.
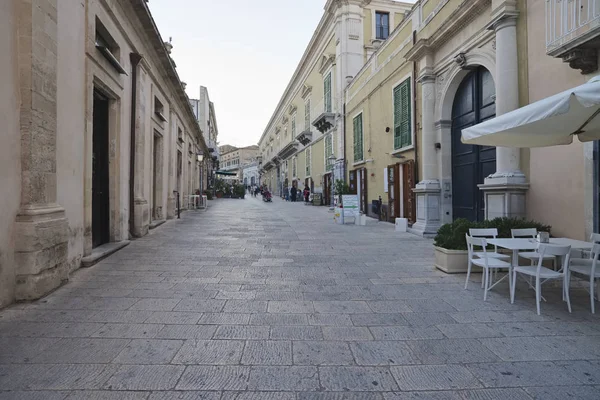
[
  {"x1": 328, "y1": 154, "x2": 336, "y2": 210},
  {"x1": 197, "y1": 153, "x2": 204, "y2": 207}
]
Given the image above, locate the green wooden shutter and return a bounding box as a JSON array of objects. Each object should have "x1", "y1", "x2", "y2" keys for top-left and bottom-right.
[
  {"x1": 393, "y1": 85, "x2": 402, "y2": 150},
  {"x1": 324, "y1": 73, "x2": 332, "y2": 113},
  {"x1": 400, "y1": 80, "x2": 411, "y2": 148},
  {"x1": 353, "y1": 114, "x2": 363, "y2": 161},
  {"x1": 306, "y1": 147, "x2": 311, "y2": 176},
  {"x1": 393, "y1": 79, "x2": 411, "y2": 149},
  {"x1": 305, "y1": 99, "x2": 311, "y2": 130},
  {"x1": 291, "y1": 115, "x2": 296, "y2": 137},
  {"x1": 325, "y1": 134, "x2": 333, "y2": 171}
]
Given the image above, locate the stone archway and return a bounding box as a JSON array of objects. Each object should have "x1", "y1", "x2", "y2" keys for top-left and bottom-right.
[{"x1": 435, "y1": 48, "x2": 497, "y2": 222}]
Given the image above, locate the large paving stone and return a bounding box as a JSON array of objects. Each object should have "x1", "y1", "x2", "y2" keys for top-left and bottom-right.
[
  {"x1": 172, "y1": 339, "x2": 244, "y2": 365},
  {"x1": 293, "y1": 341, "x2": 354, "y2": 366},
  {"x1": 103, "y1": 365, "x2": 184, "y2": 390},
  {"x1": 391, "y1": 365, "x2": 482, "y2": 391},
  {"x1": 319, "y1": 366, "x2": 399, "y2": 391},
  {"x1": 241, "y1": 340, "x2": 292, "y2": 365}
]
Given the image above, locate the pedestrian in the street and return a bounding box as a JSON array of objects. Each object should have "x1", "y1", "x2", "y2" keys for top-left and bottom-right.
[
  {"x1": 290, "y1": 185, "x2": 297, "y2": 202},
  {"x1": 303, "y1": 184, "x2": 310, "y2": 204}
]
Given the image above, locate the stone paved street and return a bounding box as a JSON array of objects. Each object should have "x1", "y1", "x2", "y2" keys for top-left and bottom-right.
[{"x1": 1, "y1": 198, "x2": 600, "y2": 399}]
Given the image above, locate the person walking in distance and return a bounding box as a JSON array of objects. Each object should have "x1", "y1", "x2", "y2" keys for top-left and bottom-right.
[
  {"x1": 303, "y1": 184, "x2": 310, "y2": 204},
  {"x1": 290, "y1": 184, "x2": 297, "y2": 202}
]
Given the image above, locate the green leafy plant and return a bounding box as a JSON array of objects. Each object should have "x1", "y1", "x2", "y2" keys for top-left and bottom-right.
[
  {"x1": 334, "y1": 179, "x2": 350, "y2": 195},
  {"x1": 434, "y1": 218, "x2": 552, "y2": 251},
  {"x1": 203, "y1": 190, "x2": 213, "y2": 200}
]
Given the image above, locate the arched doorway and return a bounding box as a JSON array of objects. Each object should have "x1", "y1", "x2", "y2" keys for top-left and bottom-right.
[{"x1": 451, "y1": 66, "x2": 496, "y2": 221}]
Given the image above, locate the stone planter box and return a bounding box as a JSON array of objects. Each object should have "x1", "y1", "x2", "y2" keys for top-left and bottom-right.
[{"x1": 434, "y1": 246, "x2": 480, "y2": 274}]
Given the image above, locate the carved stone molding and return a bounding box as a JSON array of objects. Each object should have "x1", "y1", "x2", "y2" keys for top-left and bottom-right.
[
  {"x1": 288, "y1": 104, "x2": 298, "y2": 115},
  {"x1": 301, "y1": 84, "x2": 312, "y2": 99},
  {"x1": 454, "y1": 53, "x2": 467, "y2": 68},
  {"x1": 562, "y1": 49, "x2": 598, "y2": 75},
  {"x1": 319, "y1": 54, "x2": 336, "y2": 75}
]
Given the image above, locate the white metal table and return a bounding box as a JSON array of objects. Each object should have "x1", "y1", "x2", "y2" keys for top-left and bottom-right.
[{"x1": 487, "y1": 237, "x2": 593, "y2": 290}]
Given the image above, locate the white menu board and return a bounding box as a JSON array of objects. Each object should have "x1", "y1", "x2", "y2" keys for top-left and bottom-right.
[{"x1": 341, "y1": 195, "x2": 359, "y2": 219}]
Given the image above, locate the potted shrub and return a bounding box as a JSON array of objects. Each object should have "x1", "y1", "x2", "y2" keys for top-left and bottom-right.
[
  {"x1": 433, "y1": 219, "x2": 475, "y2": 274},
  {"x1": 433, "y1": 218, "x2": 551, "y2": 274}
]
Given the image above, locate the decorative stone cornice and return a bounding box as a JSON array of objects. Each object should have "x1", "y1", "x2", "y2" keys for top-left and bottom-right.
[
  {"x1": 301, "y1": 84, "x2": 313, "y2": 99},
  {"x1": 319, "y1": 53, "x2": 336, "y2": 75},
  {"x1": 488, "y1": 0, "x2": 519, "y2": 30},
  {"x1": 563, "y1": 49, "x2": 598, "y2": 75},
  {"x1": 408, "y1": 0, "x2": 491, "y2": 59},
  {"x1": 288, "y1": 104, "x2": 298, "y2": 115}
]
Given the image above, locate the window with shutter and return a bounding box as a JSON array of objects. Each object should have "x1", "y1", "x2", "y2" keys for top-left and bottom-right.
[
  {"x1": 291, "y1": 114, "x2": 296, "y2": 137},
  {"x1": 393, "y1": 79, "x2": 412, "y2": 150},
  {"x1": 324, "y1": 73, "x2": 332, "y2": 113},
  {"x1": 325, "y1": 134, "x2": 333, "y2": 172},
  {"x1": 305, "y1": 99, "x2": 311, "y2": 130},
  {"x1": 353, "y1": 113, "x2": 363, "y2": 162},
  {"x1": 292, "y1": 157, "x2": 297, "y2": 177},
  {"x1": 306, "y1": 147, "x2": 311, "y2": 176}
]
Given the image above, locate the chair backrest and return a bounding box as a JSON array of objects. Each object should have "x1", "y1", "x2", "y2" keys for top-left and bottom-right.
[
  {"x1": 537, "y1": 244, "x2": 571, "y2": 273},
  {"x1": 470, "y1": 228, "x2": 500, "y2": 253},
  {"x1": 511, "y1": 228, "x2": 537, "y2": 238},
  {"x1": 465, "y1": 234, "x2": 488, "y2": 260},
  {"x1": 469, "y1": 228, "x2": 498, "y2": 238}
]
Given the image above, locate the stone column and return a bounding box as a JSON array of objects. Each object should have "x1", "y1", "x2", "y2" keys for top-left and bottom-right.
[
  {"x1": 132, "y1": 60, "x2": 149, "y2": 236},
  {"x1": 410, "y1": 73, "x2": 442, "y2": 236},
  {"x1": 479, "y1": 16, "x2": 529, "y2": 219},
  {"x1": 14, "y1": 0, "x2": 69, "y2": 300},
  {"x1": 167, "y1": 109, "x2": 176, "y2": 219}
]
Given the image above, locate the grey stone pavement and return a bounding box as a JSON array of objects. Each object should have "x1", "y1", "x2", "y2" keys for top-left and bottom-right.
[{"x1": 1, "y1": 197, "x2": 600, "y2": 399}]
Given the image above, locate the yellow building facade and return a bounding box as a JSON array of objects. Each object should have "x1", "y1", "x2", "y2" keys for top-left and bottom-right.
[
  {"x1": 258, "y1": 0, "x2": 413, "y2": 204},
  {"x1": 344, "y1": 0, "x2": 530, "y2": 235}
]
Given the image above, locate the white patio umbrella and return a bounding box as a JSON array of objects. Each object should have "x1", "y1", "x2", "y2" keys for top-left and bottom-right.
[{"x1": 462, "y1": 76, "x2": 600, "y2": 148}]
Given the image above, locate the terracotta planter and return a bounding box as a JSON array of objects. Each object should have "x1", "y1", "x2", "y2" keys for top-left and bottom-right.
[{"x1": 434, "y1": 246, "x2": 480, "y2": 274}]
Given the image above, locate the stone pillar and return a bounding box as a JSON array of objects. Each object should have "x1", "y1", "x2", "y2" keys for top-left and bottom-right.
[
  {"x1": 167, "y1": 109, "x2": 176, "y2": 219},
  {"x1": 479, "y1": 16, "x2": 529, "y2": 219},
  {"x1": 332, "y1": 0, "x2": 365, "y2": 180},
  {"x1": 132, "y1": 60, "x2": 149, "y2": 236},
  {"x1": 14, "y1": 0, "x2": 69, "y2": 300},
  {"x1": 411, "y1": 73, "x2": 442, "y2": 236}
]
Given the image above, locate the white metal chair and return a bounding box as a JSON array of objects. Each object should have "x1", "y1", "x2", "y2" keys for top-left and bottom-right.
[
  {"x1": 465, "y1": 234, "x2": 512, "y2": 300},
  {"x1": 510, "y1": 243, "x2": 572, "y2": 315},
  {"x1": 469, "y1": 229, "x2": 511, "y2": 260},
  {"x1": 569, "y1": 243, "x2": 600, "y2": 314},
  {"x1": 511, "y1": 228, "x2": 556, "y2": 269}
]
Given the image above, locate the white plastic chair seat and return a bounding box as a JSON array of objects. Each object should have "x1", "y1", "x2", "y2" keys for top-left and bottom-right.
[
  {"x1": 513, "y1": 265, "x2": 562, "y2": 279},
  {"x1": 474, "y1": 251, "x2": 510, "y2": 260},
  {"x1": 570, "y1": 259, "x2": 600, "y2": 277},
  {"x1": 471, "y1": 258, "x2": 512, "y2": 269},
  {"x1": 518, "y1": 251, "x2": 555, "y2": 262}
]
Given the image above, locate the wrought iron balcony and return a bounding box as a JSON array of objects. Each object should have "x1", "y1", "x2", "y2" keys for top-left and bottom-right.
[{"x1": 546, "y1": 0, "x2": 600, "y2": 73}]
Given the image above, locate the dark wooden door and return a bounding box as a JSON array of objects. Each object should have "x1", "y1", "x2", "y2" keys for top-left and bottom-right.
[
  {"x1": 359, "y1": 168, "x2": 368, "y2": 215},
  {"x1": 451, "y1": 67, "x2": 496, "y2": 222},
  {"x1": 349, "y1": 169, "x2": 357, "y2": 194},
  {"x1": 92, "y1": 90, "x2": 110, "y2": 248},
  {"x1": 387, "y1": 164, "x2": 400, "y2": 221},
  {"x1": 402, "y1": 160, "x2": 415, "y2": 223},
  {"x1": 323, "y1": 173, "x2": 331, "y2": 206}
]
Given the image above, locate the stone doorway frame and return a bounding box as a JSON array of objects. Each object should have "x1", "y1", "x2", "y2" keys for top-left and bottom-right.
[
  {"x1": 435, "y1": 48, "x2": 497, "y2": 225},
  {"x1": 84, "y1": 79, "x2": 122, "y2": 256}
]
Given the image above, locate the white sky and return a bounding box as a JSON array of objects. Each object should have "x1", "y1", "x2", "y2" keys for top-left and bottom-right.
[{"x1": 148, "y1": 0, "x2": 326, "y2": 148}]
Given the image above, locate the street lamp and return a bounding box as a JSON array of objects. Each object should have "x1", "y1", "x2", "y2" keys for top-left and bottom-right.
[
  {"x1": 197, "y1": 153, "x2": 204, "y2": 207},
  {"x1": 328, "y1": 154, "x2": 336, "y2": 210}
]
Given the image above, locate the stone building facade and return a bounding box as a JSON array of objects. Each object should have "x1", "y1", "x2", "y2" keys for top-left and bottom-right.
[
  {"x1": 190, "y1": 85, "x2": 220, "y2": 194},
  {"x1": 0, "y1": 0, "x2": 207, "y2": 308},
  {"x1": 220, "y1": 145, "x2": 260, "y2": 182},
  {"x1": 257, "y1": 0, "x2": 414, "y2": 204}
]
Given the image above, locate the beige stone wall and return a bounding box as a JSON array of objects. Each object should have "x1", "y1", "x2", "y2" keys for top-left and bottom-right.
[
  {"x1": 0, "y1": 2, "x2": 21, "y2": 308},
  {"x1": 57, "y1": 0, "x2": 86, "y2": 273},
  {"x1": 526, "y1": 0, "x2": 590, "y2": 240},
  {"x1": 0, "y1": 0, "x2": 205, "y2": 307}
]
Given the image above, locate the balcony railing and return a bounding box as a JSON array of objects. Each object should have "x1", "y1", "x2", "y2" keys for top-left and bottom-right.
[{"x1": 546, "y1": 0, "x2": 600, "y2": 52}]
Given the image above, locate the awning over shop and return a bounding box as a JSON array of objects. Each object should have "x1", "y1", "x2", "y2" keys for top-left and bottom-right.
[
  {"x1": 215, "y1": 170, "x2": 237, "y2": 176},
  {"x1": 462, "y1": 76, "x2": 600, "y2": 148}
]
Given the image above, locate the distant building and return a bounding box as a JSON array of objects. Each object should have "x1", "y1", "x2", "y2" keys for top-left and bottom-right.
[
  {"x1": 219, "y1": 145, "x2": 260, "y2": 182},
  {"x1": 190, "y1": 86, "x2": 219, "y2": 193},
  {"x1": 242, "y1": 161, "x2": 260, "y2": 187}
]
